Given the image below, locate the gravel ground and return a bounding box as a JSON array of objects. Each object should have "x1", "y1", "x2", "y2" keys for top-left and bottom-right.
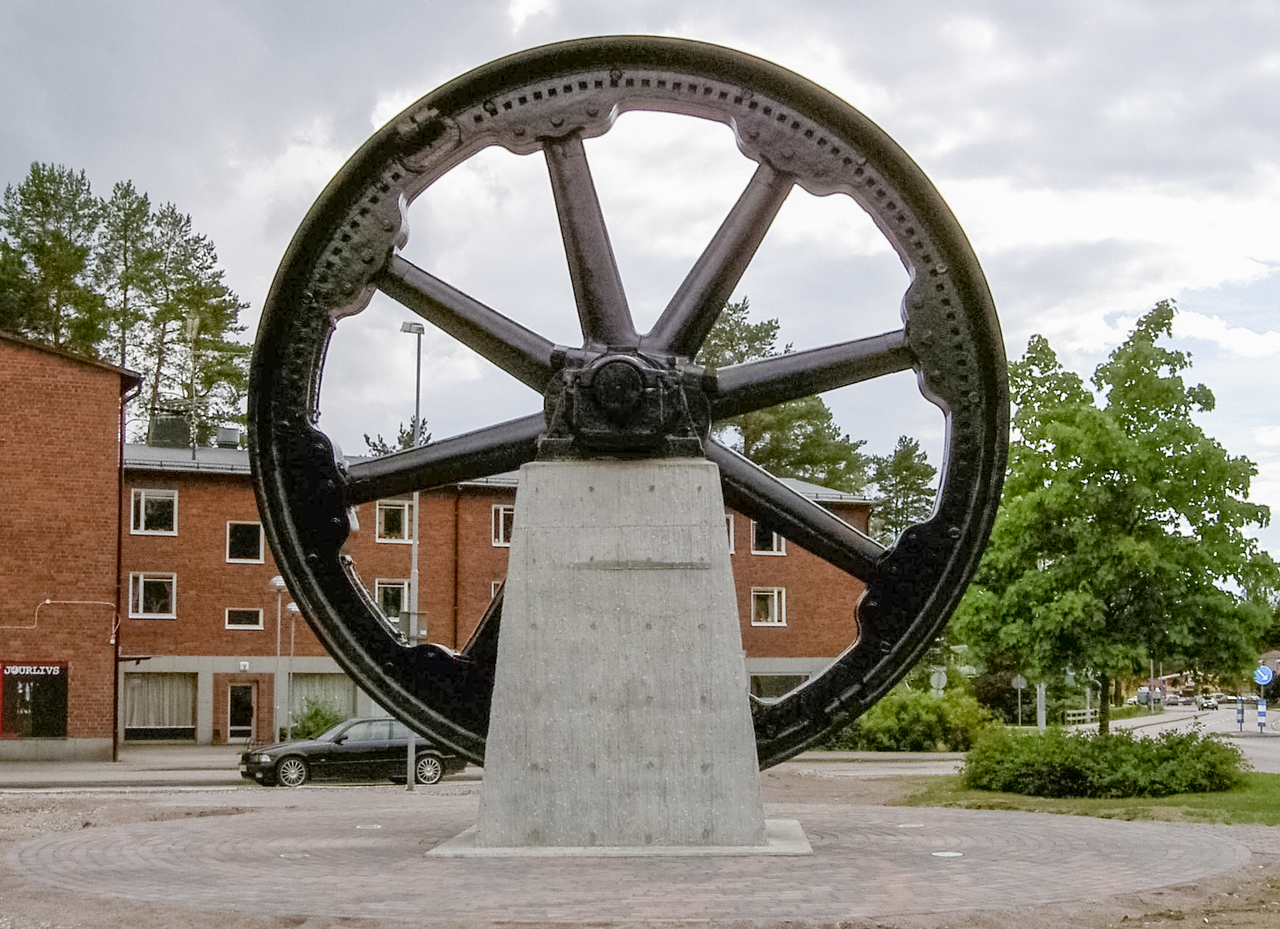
[{"x1": 0, "y1": 768, "x2": 1277, "y2": 929}]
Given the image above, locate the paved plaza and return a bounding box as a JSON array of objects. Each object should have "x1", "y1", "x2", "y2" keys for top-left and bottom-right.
[
  {"x1": 6, "y1": 772, "x2": 1280, "y2": 925},
  {"x1": 3, "y1": 720, "x2": 1279, "y2": 926}
]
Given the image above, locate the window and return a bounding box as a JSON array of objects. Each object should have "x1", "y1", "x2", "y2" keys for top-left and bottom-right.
[
  {"x1": 376, "y1": 500, "x2": 412, "y2": 542},
  {"x1": 491, "y1": 580, "x2": 503, "y2": 600},
  {"x1": 726, "y1": 514, "x2": 735, "y2": 553},
  {"x1": 129, "y1": 572, "x2": 176, "y2": 618},
  {"x1": 375, "y1": 580, "x2": 408, "y2": 620},
  {"x1": 131, "y1": 488, "x2": 177, "y2": 535},
  {"x1": 751, "y1": 587, "x2": 786, "y2": 626},
  {"x1": 749, "y1": 674, "x2": 809, "y2": 702},
  {"x1": 124, "y1": 672, "x2": 196, "y2": 741},
  {"x1": 226, "y1": 522, "x2": 264, "y2": 563},
  {"x1": 492, "y1": 504, "x2": 515, "y2": 546},
  {"x1": 1, "y1": 663, "x2": 68, "y2": 738},
  {"x1": 750, "y1": 520, "x2": 785, "y2": 555},
  {"x1": 226, "y1": 608, "x2": 263, "y2": 629}
]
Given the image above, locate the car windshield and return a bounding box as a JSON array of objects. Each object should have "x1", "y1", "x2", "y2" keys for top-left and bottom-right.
[{"x1": 316, "y1": 721, "x2": 351, "y2": 742}]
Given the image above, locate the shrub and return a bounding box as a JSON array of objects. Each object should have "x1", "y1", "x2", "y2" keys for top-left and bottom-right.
[
  {"x1": 288, "y1": 697, "x2": 348, "y2": 741},
  {"x1": 823, "y1": 687, "x2": 995, "y2": 752},
  {"x1": 962, "y1": 726, "x2": 1248, "y2": 797}
]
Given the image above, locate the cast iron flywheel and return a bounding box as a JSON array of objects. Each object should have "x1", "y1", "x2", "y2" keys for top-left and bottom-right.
[{"x1": 249, "y1": 36, "x2": 1008, "y2": 769}]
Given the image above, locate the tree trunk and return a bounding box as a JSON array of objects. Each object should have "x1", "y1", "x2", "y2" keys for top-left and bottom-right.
[{"x1": 1098, "y1": 673, "x2": 1111, "y2": 735}]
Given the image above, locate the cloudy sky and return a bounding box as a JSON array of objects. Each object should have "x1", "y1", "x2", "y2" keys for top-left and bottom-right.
[{"x1": 4, "y1": 1, "x2": 1280, "y2": 555}]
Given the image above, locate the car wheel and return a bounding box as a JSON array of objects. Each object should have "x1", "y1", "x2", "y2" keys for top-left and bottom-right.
[
  {"x1": 415, "y1": 753, "x2": 444, "y2": 785},
  {"x1": 276, "y1": 756, "x2": 309, "y2": 787}
]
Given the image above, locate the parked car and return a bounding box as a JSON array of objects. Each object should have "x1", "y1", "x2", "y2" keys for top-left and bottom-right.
[{"x1": 239, "y1": 717, "x2": 466, "y2": 787}]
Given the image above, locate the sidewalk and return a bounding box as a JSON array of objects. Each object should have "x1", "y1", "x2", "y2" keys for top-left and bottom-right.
[
  {"x1": 0, "y1": 745, "x2": 964, "y2": 790},
  {"x1": 0, "y1": 744, "x2": 245, "y2": 790}
]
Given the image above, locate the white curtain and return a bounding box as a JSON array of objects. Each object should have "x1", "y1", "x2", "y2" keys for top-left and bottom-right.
[
  {"x1": 289, "y1": 674, "x2": 356, "y2": 719},
  {"x1": 125, "y1": 673, "x2": 196, "y2": 728}
]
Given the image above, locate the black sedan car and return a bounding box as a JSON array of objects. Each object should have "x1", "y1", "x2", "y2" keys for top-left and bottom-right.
[{"x1": 240, "y1": 717, "x2": 466, "y2": 787}]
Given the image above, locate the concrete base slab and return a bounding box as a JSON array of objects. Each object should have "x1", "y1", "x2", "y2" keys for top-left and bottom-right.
[{"x1": 429, "y1": 818, "x2": 811, "y2": 858}]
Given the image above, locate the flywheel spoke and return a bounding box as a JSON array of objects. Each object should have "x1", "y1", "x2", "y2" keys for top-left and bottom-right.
[
  {"x1": 711, "y1": 329, "x2": 914, "y2": 419},
  {"x1": 345, "y1": 413, "x2": 543, "y2": 504},
  {"x1": 707, "y1": 440, "x2": 884, "y2": 582},
  {"x1": 543, "y1": 133, "x2": 637, "y2": 349},
  {"x1": 379, "y1": 256, "x2": 555, "y2": 390},
  {"x1": 645, "y1": 163, "x2": 794, "y2": 356}
]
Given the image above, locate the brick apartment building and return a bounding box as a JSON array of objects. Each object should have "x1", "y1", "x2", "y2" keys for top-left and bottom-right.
[
  {"x1": 0, "y1": 333, "x2": 139, "y2": 760},
  {"x1": 3, "y1": 333, "x2": 870, "y2": 756}
]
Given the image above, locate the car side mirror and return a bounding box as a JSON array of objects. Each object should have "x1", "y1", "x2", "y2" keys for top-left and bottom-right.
[{"x1": 332, "y1": 734, "x2": 347, "y2": 745}]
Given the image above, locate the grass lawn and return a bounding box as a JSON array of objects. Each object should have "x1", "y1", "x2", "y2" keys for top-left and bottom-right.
[{"x1": 898, "y1": 771, "x2": 1280, "y2": 825}]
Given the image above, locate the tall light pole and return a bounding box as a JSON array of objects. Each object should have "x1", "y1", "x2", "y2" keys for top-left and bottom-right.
[
  {"x1": 270, "y1": 576, "x2": 288, "y2": 741},
  {"x1": 286, "y1": 601, "x2": 300, "y2": 740},
  {"x1": 400, "y1": 320, "x2": 424, "y2": 790}
]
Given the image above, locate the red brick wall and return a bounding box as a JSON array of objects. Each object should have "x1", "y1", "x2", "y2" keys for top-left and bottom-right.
[
  {"x1": 121, "y1": 468, "x2": 867, "y2": 668},
  {"x1": 121, "y1": 472, "x2": 331, "y2": 659},
  {"x1": 0, "y1": 338, "x2": 126, "y2": 740}
]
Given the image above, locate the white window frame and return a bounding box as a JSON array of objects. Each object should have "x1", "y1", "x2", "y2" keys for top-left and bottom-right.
[
  {"x1": 726, "y1": 513, "x2": 735, "y2": 554},
  {"x1": 492, "y1": 504, "x2": 516, "y2": 547},
  {"x1": 375, "y1": 579, "x2": 409, "y2": 619},
  {"x1": 129, "y1": 572, "x2": 177, "y2": 619},
  {"x1": 750, "y1": 587, "x2": 786, "y2": 626},
  {"x1": 225, "y1": 608, "x2": 263, "y2": 630},
  {"x1": 225, "y1": 521, "x2": 265, "y2": 563},
  {"x1": 376, "y1": 500, "x2": 413, "y2": 543},
  {"x1": 491, "y1": 580, "x2": 503, "y2": 599},
  {"x1": 130, "y1": 488, "x2": 177, "y2": 535},
  {"x1": 750, "y1": 520, "x2": 786, "y2": 555}
]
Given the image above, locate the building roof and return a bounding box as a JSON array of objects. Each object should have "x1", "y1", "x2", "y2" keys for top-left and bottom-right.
[
  {"x1": 125, "y1": 443, "x2": 251, "y2": 474},
  {"x1": 1, "y1": 330, "x2": 142, "y2": 394},
  {"x1": 123, "y1": 446, "x2": 871, "y2": 504}
]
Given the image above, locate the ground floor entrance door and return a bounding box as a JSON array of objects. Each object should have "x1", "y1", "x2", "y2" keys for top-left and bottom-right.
[{"x1": 229, "y1": 684, "x2": 254, "y2": 742}]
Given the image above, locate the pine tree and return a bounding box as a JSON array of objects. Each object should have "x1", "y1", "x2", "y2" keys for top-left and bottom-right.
[
  {"x1": 0, "y1": 163, "x2": 105, "y2": 353},
  {"x1": 698, "y1": 299, "x2": 869, "y2": 493}
]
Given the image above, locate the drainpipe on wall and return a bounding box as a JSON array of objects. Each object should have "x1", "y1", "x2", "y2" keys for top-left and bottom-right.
[{"x1": 114, "y1": 379, "x2": 141, "y2": 762}]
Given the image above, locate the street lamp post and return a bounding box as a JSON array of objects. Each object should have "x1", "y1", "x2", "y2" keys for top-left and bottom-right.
[
  {"x1": 270, "y1": 576, "x2": 288, "y2": 741},
  {"x1": 400, "y1": 320, "x2": 424, "y2": 790},
  {"x1": 286, "y1": 601, "x2": 300, "y2": 740}
]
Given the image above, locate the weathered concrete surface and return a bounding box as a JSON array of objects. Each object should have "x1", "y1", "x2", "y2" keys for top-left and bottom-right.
[{"x1": 476, "y1": 459, "x2": 766, "y2": 848}]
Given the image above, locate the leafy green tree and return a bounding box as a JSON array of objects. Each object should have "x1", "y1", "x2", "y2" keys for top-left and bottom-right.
[
  {"x1": 363, "y1": 415, "x2": 431, "y2": 457},
  {"x1": 869, "y1": 435, "x2": 937, "y2": 543},
  {"x1": 698, "y1": 299, "x2": 869, "y2": 493},
  {"x1": 952, "y1": 301, "x2": 1278, "y2": 733},
  {"x1": 0, "y1": 163, "x2": 105, "y2": 353}
]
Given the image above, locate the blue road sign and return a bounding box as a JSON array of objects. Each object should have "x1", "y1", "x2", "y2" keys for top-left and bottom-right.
[{"x1": 1255, "y1": 665, "x2": 1274, "y2": 686}]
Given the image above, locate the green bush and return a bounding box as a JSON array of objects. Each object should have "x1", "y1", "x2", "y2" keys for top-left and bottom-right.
[
  {"x1": 823, "y1": 688, "x2": 995, "y2": 752},
  {"x1": 962, "y1": 726, "x2": 1248, "y2": 797},
  {"x1": 288, "y1": 697, "x2": 348, "y2": 741}
]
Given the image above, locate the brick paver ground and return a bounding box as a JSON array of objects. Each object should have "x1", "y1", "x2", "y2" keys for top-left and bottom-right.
[{"x1": 8, "y1": 785, "x2": 1263, "y2": 924}]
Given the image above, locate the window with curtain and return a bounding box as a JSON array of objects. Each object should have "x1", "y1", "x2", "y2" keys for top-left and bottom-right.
[
  {"x1": 288, "y1": 673, "x2": 356, "y2": 720},
  {"x1": 124, "y1": 673, "x2": 196, "y2": 740}
]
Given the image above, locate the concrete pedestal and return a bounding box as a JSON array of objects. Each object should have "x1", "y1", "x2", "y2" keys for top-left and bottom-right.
[{"x1": 474, "y1": 460, "x2": 768, "y2": 850}]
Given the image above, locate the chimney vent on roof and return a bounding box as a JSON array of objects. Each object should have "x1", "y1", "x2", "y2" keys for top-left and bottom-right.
[{"x1": 216, "y1": 425, "x2": 241, "y2": 449}]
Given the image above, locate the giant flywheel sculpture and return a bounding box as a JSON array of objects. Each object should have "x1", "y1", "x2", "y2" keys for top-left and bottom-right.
[{"x1": 249, "y1": 36, "x2": 1008, "y2": 771}]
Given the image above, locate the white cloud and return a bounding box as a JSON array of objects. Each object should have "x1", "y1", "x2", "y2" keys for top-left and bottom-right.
[
  {"x1": 1255, "y1": 427, "x2": 1280, "y2": 447},
  {"x1": 1174, "y1": 311, "x2": 1280, "y2": 359},
  {"x1": 508, "y1": 0, "x2": 555, "y2": 33}
]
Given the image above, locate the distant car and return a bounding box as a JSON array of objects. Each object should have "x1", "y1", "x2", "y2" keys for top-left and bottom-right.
[
  {"x1": 239, "y1": 717, "x2": 467, "y2": 787},
  {"x1": 1196, "y1": 696, "x2": 1219, "y2": 710}
]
